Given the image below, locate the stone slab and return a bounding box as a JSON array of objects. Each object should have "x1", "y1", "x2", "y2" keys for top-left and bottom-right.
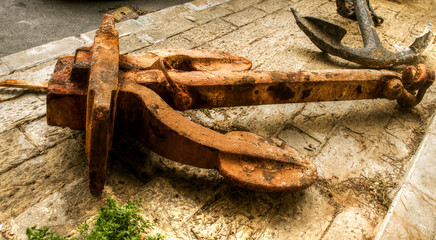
[
  {"x1": 323, "y1": 207, "x2": 376, "y2": 240},
  {"x1": 222, "y1": 7, "x2": 267, "y2": 27},
  {"x1": 22, "y1": 117, "x2": 77, "y2": 150},
  {"x1": 79, "y1": 19, "x2": 147, "y2": 45},
  {"x1": 138, "y1": 5, "x2": 191, "y2": 25},
  {"x1": 136, "y1": 35, "x2": 196, "y2": 53},
  {"x1": 1, "y1": 37, "x2": 83, "y2": 71},
  {"x1": 261, "y1": 187, "x2": 336, "y2": 239},
  {"x1": 184, "y1": 4, "x2": 232, "y2": 24},
  {"x1": 254, "y1": 0, "x2": 293, "y2": 13},
  {"x1": 119, "y1": 34, "x2": 151, "y2": 54},
  {"x1": 0, "y1": 137, "x2": 87, "y2": 224},
  {"x1": 375, "y1": 183, "x2": 436, "y2": 240},
  {"x1": 180, "y1": 18, "x2": 236, "y2": 46},
  {"x1": 407, "y1": 133, "x2": 436, "y2": 199},
  {"x1": 184, "y1": 0, "x2": 229, "y2": 11},
  {"x1": 220, "y1": 0, "x2": 263, "y2": 12},
  {"x1": 0, "y1": 128, "x2": 39, "y2": 175},
  {"x1": 0, "y1": 94, "x2": 46, "y2": 134},
  {"x1": 0, "y1": 62, "x2": 11, "y2": 77},
  {"x1": 0, "y1": 59, "x2": 56, "y2": 101},
  {"x1": 136, "y1": 16, "x2": 197, "y2": 43}
]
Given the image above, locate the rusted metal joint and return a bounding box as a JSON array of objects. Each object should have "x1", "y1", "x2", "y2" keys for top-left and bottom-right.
[
  {"x1": 2, "y1": 14, "x2": 434, "y2": 194},
  {"x1": 383, "y1": 64, "x2": 435, "y2": 108}
]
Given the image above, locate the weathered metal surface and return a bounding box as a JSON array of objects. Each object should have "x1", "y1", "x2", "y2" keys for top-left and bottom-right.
[
  {"x1": 336, "y1": 0, "x2": 383, "y2": 26},
  {"x1": 292, "y1": 0, "x2": 433, "y2": 68},
  {"x1": 0, "y1": 79, "x2": 48, "y2": 91},
  {"x1": 116, "y1": 83, "x2": 317, "y2": 192},
  {"x1": 24, "y1": 14, "x2": 434, "y2": 193},
  {"x1": 84, "y1": 14, "x2": 119, "y2": 193}
]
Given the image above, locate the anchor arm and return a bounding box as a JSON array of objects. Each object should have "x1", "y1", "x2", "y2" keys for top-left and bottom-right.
[{"x1": 115, "y1": 83, "x2": 317, "y2": 192}]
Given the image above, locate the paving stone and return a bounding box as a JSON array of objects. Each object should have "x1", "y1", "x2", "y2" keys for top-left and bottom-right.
[
  {"x1": 261, "y1": 187, "x2": 336, "y2": 239},
  {"x1": 0, "y1": 62, "x2": 11, "y2": 77},
  {"x1": 115, "y1": 19, "x2": 147, "y2": 37},
  {"x1": 1, "y1": 37, "x2": 83, "y2": 71},
  {"x1": 376, "y1": 0, "x2": 406, "y2": 12},
  {"x1": 182, "y1": 186, "x2": 280, "y2": 239},
  {"x1": 136, "y1": 16, "x2": 197, "y2": 43},
  {"x1": 138, "y1": 5, "x2": 191, "y2": 25},
  {"x1": 186, "y1": 103, "x2": 303, "y2": 137},
  {"x1": 314, "y1": 125, "x2": 400, "y2": 182},
  {"x1": 375, "y1": 184, "x2": 436, "y2": 240},
  {"x1": 181, "y1": 19, "x2": 236, "y2": 46},
  {"x1": 323, "y1": 207, "x2": 376, "y2": 240},
  {"x1": 200, "y1": 9, "x2": 295, "y2": 56},
  {"x1": 0, "y1": 94, "x2": 46, "y2": 134},
  {"x1": 0, "y1": 59, "x2": 56, "y2": 83},
  {"x1": 131, "y1": 175, "x2": 221, "y2": 238},
  {"x1": 22, "y1": 117, "x2": 77, "y2": 149},
  {"x1": 0, "y1": 60, "x2": 56, "y2": 101},
  {"x1": 0, "y1": 88, "x2": 24, "y2": 103},
  {"x1": 184, "y1": 0, "x2": 229, "y2": 11},
  {"x1": 119, "y1": 34, "x2": 151, "y2": 54},
  {"x1": 429, "y1": 114, "x2": 436, "y2": 135},
  {"x1": 254, "y1": 0, "x2": 293, "y2": 13},
  {"x1": 131, "y1": 35, "x2": 195, "y2": 56},
  {"x1": 382, "y1": 6, "x2": 425, "y2": 43},
  {"x1": 0, "y1": 128, "x2": 39, "y2": 175},
  {"x1": 290, "y1": 0, "x2": 334, "y2": 14},
  {"x1": 291, "y1": 101, "x2": 355, "y2": 142},
  {"x1": 79, "y1": 19, "x2": 147, "y2": 45},
  {"x1": 407, "y1": 134, "x2": 436, "y2": 199},
  {"x1": 184, "y1": 4, "x2": 232, "y2": 24},
  {"x1": 277, "y1": 124, "x2": 323, "y2": 158},
  {"x1": 0, "y1": 138, "x2": 87, "y2": 223},
  {"x1": 342, "y1": 100, "x2": 397, "y2": 139},
  {"x1": 222, "y1": 7, "x2": 267, "y2": 27},
  {"x1": 220, "y1": 0, "x2": 263, "y2": 12},
  {"x1": 237, "y1": 30, "x2": 295, "y2": 69},
  {"x1": 8, "y1": 177, "x2": 107, "y2": 239}
]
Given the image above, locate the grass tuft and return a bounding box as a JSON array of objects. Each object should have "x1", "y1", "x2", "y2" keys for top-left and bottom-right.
[{"x1": 24, "y1": 197, "x2": 165, "y2": 240}]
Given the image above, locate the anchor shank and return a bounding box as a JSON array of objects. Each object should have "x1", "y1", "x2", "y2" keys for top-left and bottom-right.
[
  {"x1": 120, "y1": 69, "x2": 400, "y2": 109},
  {"x1": 353, "y1": 0, "x2": 382, "y2": 48}
]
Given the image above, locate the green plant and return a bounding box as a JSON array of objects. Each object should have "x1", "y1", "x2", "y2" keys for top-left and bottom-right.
[
  {"x1": 25, "y1": 226, "x2": 66, "y2": 240},
  {"x1": 24, "y1": 197, "x2": 165, "y2": 240}
]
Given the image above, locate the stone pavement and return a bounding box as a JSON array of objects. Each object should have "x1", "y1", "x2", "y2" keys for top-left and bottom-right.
[{"x1": 0, "y1": 0, "x2": 435, "y2": 239}]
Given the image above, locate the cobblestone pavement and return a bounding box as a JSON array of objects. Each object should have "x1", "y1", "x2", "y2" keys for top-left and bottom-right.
[{"x1": 0, "y1": 0, "x2": 435, "y2": 239}]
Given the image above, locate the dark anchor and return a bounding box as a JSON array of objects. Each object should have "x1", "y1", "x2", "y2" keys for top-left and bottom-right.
[{"x1": 292, "y1": 0, "x2": 433, "y2": 68}]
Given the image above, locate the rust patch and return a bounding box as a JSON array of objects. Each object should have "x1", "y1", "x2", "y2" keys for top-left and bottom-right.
[
  {"x1": 267, "y1": 83, "x2": 295, "y2": 101},
  {"x1": 301, "y1": 88, "x2": 313, "y2": 99}
]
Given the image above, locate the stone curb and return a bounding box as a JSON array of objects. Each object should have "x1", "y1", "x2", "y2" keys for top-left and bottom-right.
[
  {"x1": 0, "y1": 0, "x2": 229, "y2": 76},
  {"x1": 374, "y1": 111, "x2": 436, "y2": 239}
]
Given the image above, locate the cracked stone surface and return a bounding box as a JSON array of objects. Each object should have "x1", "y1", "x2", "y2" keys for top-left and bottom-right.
[{"x1": 0, "y1": 0, "x2": 435, "y2": 239}]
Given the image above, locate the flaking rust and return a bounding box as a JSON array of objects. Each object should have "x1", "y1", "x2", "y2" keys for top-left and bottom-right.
[{"x1": 2, "y1": 14, "x2": 434, "y2": 193}]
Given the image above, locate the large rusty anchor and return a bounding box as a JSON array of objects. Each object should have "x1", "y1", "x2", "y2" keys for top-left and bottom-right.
[
  {"x1": 1, "y1": 15, "x2": 434, "y2": 193},
  {"x1": 292, "y1": 0, "x2": 433, "y2": 68}
]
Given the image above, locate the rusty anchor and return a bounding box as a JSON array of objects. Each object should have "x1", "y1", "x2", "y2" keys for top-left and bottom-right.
[
  {"x1": 292, "y1": 0, "x2": 433, "y2": 68},
  {"x1": 1, "y1": 15, "x2": 434, "y2": 193}
]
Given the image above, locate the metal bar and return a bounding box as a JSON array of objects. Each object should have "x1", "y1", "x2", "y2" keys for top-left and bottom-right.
[
  {"x1": 0, "y1": 79, "x2": 48, "y2": 91},
  {"x1": 120, "y1": 69, "x2": 401, "y2": 109},
  {"x1": 85, "y1": 14, "x2": 119, "y2": 193}
]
